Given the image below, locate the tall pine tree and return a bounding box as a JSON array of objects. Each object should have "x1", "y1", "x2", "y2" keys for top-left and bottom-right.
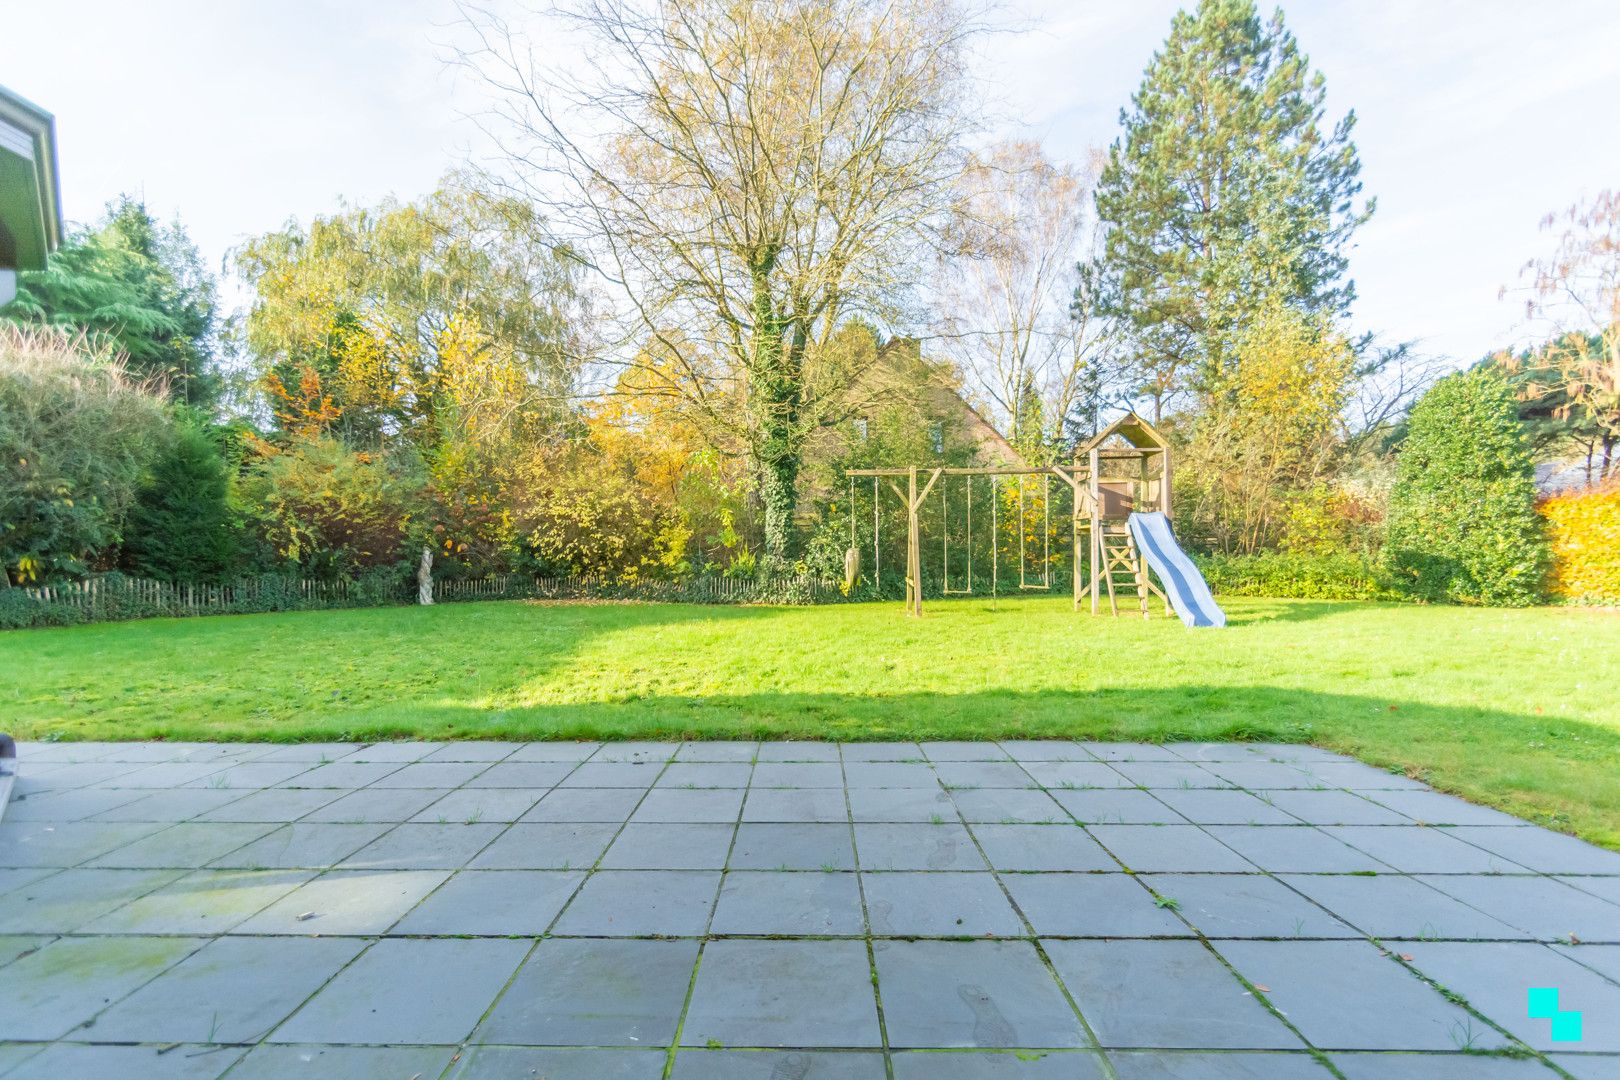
[{"x1": 1093, "y1": 0, "x2": 1371, "y2": 408}]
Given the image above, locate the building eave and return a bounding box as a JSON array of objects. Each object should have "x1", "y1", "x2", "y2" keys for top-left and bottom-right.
[{"x1": 0, "y1": 84, "x2": 64, "y2": 270}]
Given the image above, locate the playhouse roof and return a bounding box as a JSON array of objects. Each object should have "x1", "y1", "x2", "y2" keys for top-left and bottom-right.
[{"x1": 1076, "y1": 411, "x2": 1170, "y2": 455}]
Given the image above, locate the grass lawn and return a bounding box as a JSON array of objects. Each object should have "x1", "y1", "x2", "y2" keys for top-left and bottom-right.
[{"x1": 4, "y1": 595, "x2": 1618, "y2": 847}]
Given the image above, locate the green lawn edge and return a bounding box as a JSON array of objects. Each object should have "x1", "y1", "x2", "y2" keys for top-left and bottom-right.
[{"x1": 6, "y1": 596, "x2": 1618, "y2": 849}]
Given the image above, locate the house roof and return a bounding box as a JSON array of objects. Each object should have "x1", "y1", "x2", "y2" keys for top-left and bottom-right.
[
  {"x1": 0, "y1": 85, "x2": 63, "y2": 272},
  {"x1": 920, "y1": 379, "x2": 1026, "y2": 466}
]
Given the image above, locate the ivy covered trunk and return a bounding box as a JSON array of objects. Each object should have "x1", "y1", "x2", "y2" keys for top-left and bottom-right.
[{"x1": 749, "y1": 257, "x2": 803, "y2": 569}]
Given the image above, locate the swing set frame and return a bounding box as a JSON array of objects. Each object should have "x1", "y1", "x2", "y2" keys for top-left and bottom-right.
[{"x1": 846, "y1": 412, "x2": 1174, "y2": 617}]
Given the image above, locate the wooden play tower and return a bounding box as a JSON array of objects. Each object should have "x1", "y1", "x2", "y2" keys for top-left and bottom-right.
[{"x1": 1073, "y1": 413, "x2": 1173, "y2": 617}]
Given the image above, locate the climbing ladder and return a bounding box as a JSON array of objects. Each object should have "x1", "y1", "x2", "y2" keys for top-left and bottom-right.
[{"x1": 1097, "y1": 522, "x2": 1150, "y2": 619}]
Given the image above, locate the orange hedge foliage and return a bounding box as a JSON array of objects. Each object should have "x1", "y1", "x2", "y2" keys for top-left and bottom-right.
[{"x1": 1540, "y1": 480, "x2": 1620, "y2": 603}]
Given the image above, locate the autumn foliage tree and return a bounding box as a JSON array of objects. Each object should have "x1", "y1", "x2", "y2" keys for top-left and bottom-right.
[
  {"x1": 244, "y1": 437, "x2": 424, "y2": 579},
  {"x1": 1179, "y1": 300, "x2": 1356, "y2": 552},
  {"x1": 234, "y1": 175, "x2": 583, "y2": 451}
]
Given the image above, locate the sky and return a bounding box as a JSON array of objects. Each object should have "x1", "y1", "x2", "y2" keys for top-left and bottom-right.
[{"x1": 4, "y1": 0, "x2": 1619, "y2": 367}]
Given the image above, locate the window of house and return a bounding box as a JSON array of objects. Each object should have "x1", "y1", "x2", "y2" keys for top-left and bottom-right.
[{"x1": 853, "y1": 417, "x2": 869, "y2": 441}]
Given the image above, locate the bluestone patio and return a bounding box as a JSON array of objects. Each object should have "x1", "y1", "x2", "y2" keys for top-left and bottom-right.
[{"x1": 0, "y1": 739, "x2": 1616, "y2": 1079}]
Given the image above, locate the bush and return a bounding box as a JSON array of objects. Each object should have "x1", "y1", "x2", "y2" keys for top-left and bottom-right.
[
  {"x1": 0, "y1": 326, "x2": 170, "y2": 583},
  {"x1": 244, "y1": 436, "x2": 424, "y2": 579},
  {"x1": 1385, "y1": 369, "x2": 1550, "y2": 606},
  {"x1": 1196, "y1": 551, "x2": 1401, "y2": 602},
  {"x1": 122, "y1": 423, "x2": 240, "y2": 582},
  {"x1": 1279, "y1": 483, "x2": 1384, "y2": 558},
  {"x1": 516, "y1": 453, "x2": 688, "y2": 580},
  {"x1": 0, "y1": 588, "x2": 86, "y2": 629},
  {"x1": 1177, "y1": 301, "x2": 1356, "y2": 554},
  {"x1": 1540, "y1": 481, "x2": 1620, "y2": 604}
]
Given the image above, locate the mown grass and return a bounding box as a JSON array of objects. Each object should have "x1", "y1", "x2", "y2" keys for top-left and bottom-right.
[{"x1": 4, "y1": 595, "x2": 1618, "y2": 847}]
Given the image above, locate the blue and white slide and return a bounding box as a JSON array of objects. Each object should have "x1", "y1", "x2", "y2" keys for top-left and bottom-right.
[{"x1": 1127, "y1": 511, "x2": 1226, "y2": 628}]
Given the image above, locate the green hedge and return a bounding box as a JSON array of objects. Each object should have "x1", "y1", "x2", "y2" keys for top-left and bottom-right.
[
  {"x1": 1385, "y1": 368, "x2": 1550, "y2": 606},
  {"x1": 1195, "y1": 551, "x2": 1403, "y2": 602}
]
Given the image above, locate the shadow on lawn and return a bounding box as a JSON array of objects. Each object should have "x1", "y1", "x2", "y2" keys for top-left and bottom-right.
[
  {"x1": 1215, "y1": 598, "x2": 1392, "y2": 625},
  {"x1": 420, "y1": 683, "x2": 1616, "y2": 749}
]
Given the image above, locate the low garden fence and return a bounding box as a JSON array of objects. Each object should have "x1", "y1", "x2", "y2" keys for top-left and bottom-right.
[{"x1": 1, "y1": 570, "x2": 848, "y2": 630}]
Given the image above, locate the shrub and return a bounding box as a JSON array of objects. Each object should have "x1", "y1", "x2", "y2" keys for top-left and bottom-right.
[
  {"x1": 122, "y1": 423, "x2": 240, "y2": 582},
  {"x1": 422, "y1": 435, "x2": 520, "y2": 578},
  {"x1": 1385, "y1": 369, "x2": 1550, "y2": 606},
  {"x1": 1540, "y1": 481, "x2": 1620, "y2": 604},
  {"x1": 244, "y1": 436, "x2": 424, "y2": 579},
  {"x1": 1196, "y1": 551, "x2": 1401, "y2": 602},
  {"x1": 0, "y1": 588, "x2": 86, "y2": 629},
  {"x1": 0, "y1": 326, "x2": 170, "y2": 583},
  {"x1": 1178, "y1": 301, "x2": 1356, "y2": 553},
  {"x1": 1279, "y1": 483, "x2": 1384, "y2": 558},
  {"x1": 516, "y1": 453, "x2": 688, "y2": 580}
]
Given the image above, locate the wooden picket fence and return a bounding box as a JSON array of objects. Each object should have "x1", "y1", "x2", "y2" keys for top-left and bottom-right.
[
  {"x1": 18, "y1": 575, "x2": 362, "y2": 615},
  {"x1": 437, "y1": 573, "x2": 842, "y2": 605},
  {"x1": 8, "y1": 571, "x2": 846, "y2": 629}
]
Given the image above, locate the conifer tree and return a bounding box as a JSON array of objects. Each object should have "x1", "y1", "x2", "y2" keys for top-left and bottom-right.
[
  {"x1": 1093, "y1": 0, "x2": 1372, "y2": 403},
  {"x1": 123, "y1": 424, "x2": 238, "y2": 583}
]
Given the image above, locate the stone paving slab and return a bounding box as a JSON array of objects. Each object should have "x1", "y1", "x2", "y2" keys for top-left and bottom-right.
[
  {"x1": 1, "y1": 738, "x2": 1615, "y2": 1078},
  {"x1": 1109, "y1": 1051, "x2": 1333, "y2": 1078},
  {"x1": 683, "y1": 939, "x2": 883, "y2": 1048},
  {"x1": 1046, "y1": 938, "x2": 1302, "y2": 1049}
]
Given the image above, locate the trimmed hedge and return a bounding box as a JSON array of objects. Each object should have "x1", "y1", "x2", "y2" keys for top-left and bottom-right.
[
  {"x1": 1195, "y1": 551, "x2": 1402, "y2": 602},
  {"x1": 1385, "y1": 369, "x2": 1550, "y2": 606},
  {"x1": 1541, "y1": 481, "x2": 1620, "y2": 605}
]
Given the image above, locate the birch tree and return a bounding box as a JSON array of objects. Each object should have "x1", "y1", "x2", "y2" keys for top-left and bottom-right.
[
  {"x1": 934, "y1": 141, "x2": 1117, "y2": 459},
  {"x1": 457, "y1": 0, "x2": 980, "y2": 564}
]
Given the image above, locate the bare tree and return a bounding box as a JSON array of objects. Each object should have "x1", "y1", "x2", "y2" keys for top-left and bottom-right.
[
  {"x1": 1341, "y1": 339, "x2": 1440, "y2": 459},
  {"x1": 933, "y1": 141, "x2": 1117, "y2": 457},
  {"x1": 455, "y1": 0, "x2": 982, "y2": 564},
  {"x1": 1507, "y1": 189, "x2": 1620, "y2": 480}
]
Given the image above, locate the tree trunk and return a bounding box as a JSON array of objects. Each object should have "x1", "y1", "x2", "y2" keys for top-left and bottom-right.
[{"x1": 749, "y1": 260, "x2": 803, "y2": 569}]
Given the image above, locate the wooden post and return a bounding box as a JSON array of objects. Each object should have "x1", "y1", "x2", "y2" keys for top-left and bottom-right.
[
  {"x1": 1161, "y1": 446, "x2": 1173, "y2": 517},
  {"x1": 899, "y1": 467, "x2": 945, "y2": 617},
  {"x1": 906, "y1": 466, "x2": 919, "y2": 616},
  {"x1": 1130, "y1": 528, "x2": 1150, "y2": 619},
  {"x1": 1052, "y1": 465, "x2": 1086, "y2": 613},
  {"x1": 1088, "y1": 446, "x2": 1101, "y2": 615},
  {"x1": 1072, "y1": 494, "x2": 1082, "y2": 611}
]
